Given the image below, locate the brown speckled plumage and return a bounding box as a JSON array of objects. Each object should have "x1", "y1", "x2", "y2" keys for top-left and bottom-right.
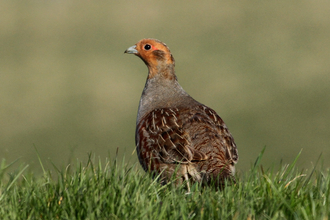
[{"x1": 125, "y1": 38, "x2": 238, "y2": 190}]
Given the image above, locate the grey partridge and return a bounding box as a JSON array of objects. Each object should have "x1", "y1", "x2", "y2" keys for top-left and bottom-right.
[{"x1": 125, "y1": 39, "x2": 238, "y2": 190}]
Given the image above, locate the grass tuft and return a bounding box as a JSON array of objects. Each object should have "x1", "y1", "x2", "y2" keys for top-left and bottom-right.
[{"x1": 0, "y1": 150, "x2": 329, "y2": 219}]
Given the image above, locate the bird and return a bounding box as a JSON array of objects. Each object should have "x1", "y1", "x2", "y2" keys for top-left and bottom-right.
[{"x1": 125, "y1": 38, "x2": 238, "y2": 191}]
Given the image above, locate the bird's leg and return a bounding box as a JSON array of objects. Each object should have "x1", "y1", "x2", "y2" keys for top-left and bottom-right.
[{"x1": 183, "y1": 172, "x2": 191, "y2": 193}]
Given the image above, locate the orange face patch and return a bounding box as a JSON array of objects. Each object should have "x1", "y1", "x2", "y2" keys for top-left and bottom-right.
[{"x1": 151, "y1": 45, "x2": 159, "y2": 51}]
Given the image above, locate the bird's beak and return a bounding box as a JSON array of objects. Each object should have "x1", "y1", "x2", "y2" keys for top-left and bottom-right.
[{"x1": 124, "y1": 45, "x2": 138, "y2": 54}]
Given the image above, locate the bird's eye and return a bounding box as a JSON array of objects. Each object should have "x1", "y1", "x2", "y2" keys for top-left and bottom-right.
[{"x1": 144, "y1": 44, "x2": 151, "y2": 50}]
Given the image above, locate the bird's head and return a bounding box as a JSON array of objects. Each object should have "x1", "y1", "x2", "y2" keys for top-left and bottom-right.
[{"x1": 125, "y1": 38, "x2": 176, "y2": 80}]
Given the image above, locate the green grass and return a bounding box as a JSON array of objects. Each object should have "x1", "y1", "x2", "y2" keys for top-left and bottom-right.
[{"x1": 0, "y1": 150, "x2": 329, "y2": 219}]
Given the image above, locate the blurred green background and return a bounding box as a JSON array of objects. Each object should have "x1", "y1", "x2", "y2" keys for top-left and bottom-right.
[{"x1": 1, "y1": 1, "x2": 329, "y2": 174}]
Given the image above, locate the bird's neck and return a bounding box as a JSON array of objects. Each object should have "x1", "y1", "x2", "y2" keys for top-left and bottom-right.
[
  {"x1": 136, "y1": 68, "x2": 196, "y2": 123},
  {"x1": 147, "y1": 63, "x2": 176, "y2": 80}
]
